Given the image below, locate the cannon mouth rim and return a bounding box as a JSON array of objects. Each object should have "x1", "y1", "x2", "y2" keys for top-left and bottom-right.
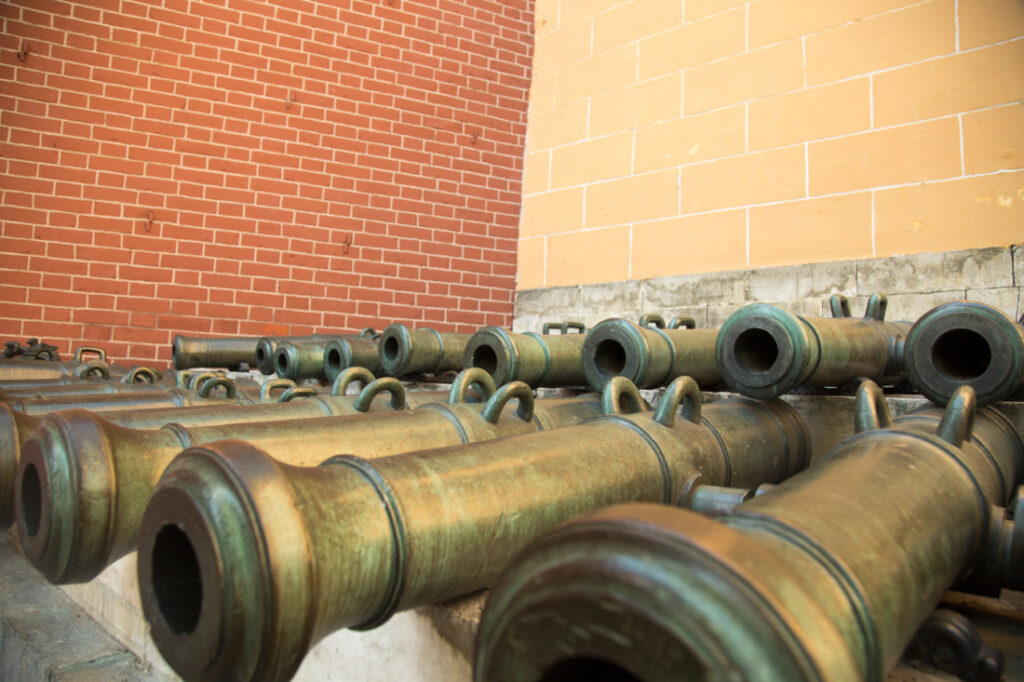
[
  {"x1": 581, "y1": 319, "x2": 652, "y2": 391},
  {"x1": 14, "y1": 410, "x2": 113, "y2": 583},
  {"x1": 255, "y1": 337, "x2": 278, "y2": 375},
  {"x1": 905, "y1": 302, "x2": 1023, "y2": 407},
  {"x1": 170, "y1": 335, "x2": 186, "y2": 370},
  {"x1": 715, "y1": 304, "x2": 806, "y2": 399},
  {"x1": 464, "y1": 327, "x2": 516, "y2": 386},
  {"x1": 273, "y1": 343, "x2": 302, "y2": 380},
  {"x1": 474, "y1": 503, "x2": 840, "y2": 682},
  {"x1": 378, "y1": 324, "x2": 413, "y2": 376},
  {"x1": 137, "y1": 441, "x2": 315, "y2": 682},
  {"x1": 323, "y1": 338, "x2": 352, "y2": 382}
]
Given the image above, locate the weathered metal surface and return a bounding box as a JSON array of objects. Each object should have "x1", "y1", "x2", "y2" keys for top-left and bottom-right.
[
  {"x1": 378, "y1": 324, "x2": 474, "y2": 377},
  {"x1": 132, "y1": 376, "x2": 809, "y2": 681},
  {"x1": 171, "y1": 335, "x2": 263, "y2": 370},
  {"x1": 472, "y1": 382, "x2": 1023, "y2": 682},
  {"x1": 0, "y1": 355, "x2": 111, "y2": 382},
  {"x1": 463, "y1": 324, "x2": 588, "y2": 388},
  {"x1": 906, "y1": 301, "x2": 1024, "y2": 407},
  {"x1": 716, "y1": 294, "x2": 910, "y2": 398},
  {"x1": 582, "y1": 316, "x2": 721, "y2": 391},
  {"x1": 0, "y1": 368, "x2": 483, "y2": 531},
  {"x1": 323, "y1": 336, "x2": 382, "y2": 381},
  {"x1": 14, "y1": 370, "x2": 601, "y2": 584},
  {"x1": 255, "y1": 335, "x2": 343, "y2": 375}
]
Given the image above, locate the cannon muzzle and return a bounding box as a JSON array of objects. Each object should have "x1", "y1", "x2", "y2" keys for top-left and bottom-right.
[{"x1": 463, "y1": 323, "x2": 588, "y2": 388}]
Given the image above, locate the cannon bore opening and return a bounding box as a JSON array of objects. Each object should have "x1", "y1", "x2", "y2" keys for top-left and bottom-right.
[
  {"x1": 20, "y1": 462, "x2": 42, "y2": 537},
  {"x1": 151, "y1": 525, "x2": 203, "y2": 635},
  {"x1": 594, "y1": 339, "x2": 627, "y2": 376},
  {"x1": 734, "y1": 328, "x2": 778, "y2": 373},
  {"x1": 326, "y1": 347, "x2": 343, "y2": 374},
  {"x1": 275, "y1": 352, "x2": 290, "y2": 375},
  {"x1": 932, "y1": 329, "x2": 991, "y2": 380},
  {"x1": 540, "y1": 657, "x2": 642, "y2": 682},
  {"x1": 472, "y1": 344, "x2": 499, "y2": 375},
  {"x1": 383, "y1": 336, "x2": 401, "y2": 363},
  {"x1": 256, "y1": 346, "x2": 267, "y2": 366}
]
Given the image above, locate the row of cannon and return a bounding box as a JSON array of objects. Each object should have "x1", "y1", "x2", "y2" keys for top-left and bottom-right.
[
  {"x1": 169, "y1": 296, "x2": 1024, "y2": 407},
  {"x1": 1, "y1": 294, "x2": 1022, "y2": 682}
]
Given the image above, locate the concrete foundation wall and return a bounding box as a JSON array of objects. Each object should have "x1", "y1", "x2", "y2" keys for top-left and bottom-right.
[{"x1": 513, "y1": 245, "x2": 1024, "y2": 332}]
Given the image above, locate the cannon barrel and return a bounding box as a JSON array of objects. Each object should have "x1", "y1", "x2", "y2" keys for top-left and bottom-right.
[
  {"x1": 905, "y1": 301, "x2": 1024, "y2": 406},
  {"x1": 171, "y1": 334, "x2": 264, "y2": 370},
  {"x1": 15, "y1": 371, "x2": 599, "y2": 583},
  {"x1": 255, "y1": 335, "x2": 343, "y2": 375},
  {"x1": 582, "y1": 317, "x2": 720, "y2": 390},
  {"x1": 463, "y1": 323, "x2": 588, "y2": 388},
  {"x1": 0, "y1": 346, "x2": 110, "y2": 381},
  {"x1": 473, "y1": 382, "x2": 1024, "y2": 682},
  {"x1": 323, "y1": 336, "x2": 382, "y2": 381},
  {"x1": 0, "y1": 369, "x2": 473, "y2": 530},
  {"x1": 133, "y1": 376, "x2": 809, "y2": 682},
  {"x1": 716, "y1": 294, "x2": 909, "y2": 398},
  {"x1": 378, "y1": 324, "x2": 473, "y2": 376}
]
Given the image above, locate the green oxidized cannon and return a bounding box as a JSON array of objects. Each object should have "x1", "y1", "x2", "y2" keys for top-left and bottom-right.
[
  {"x1": 14, "y1": 371, "x2": 600, "y2": 583},
  {"x1": 905, "y1": 301, "x2": 1024, "y2": 406},
  {"x1": 716, "y1": 294, "x2": 909, "y2": 398},
  {"x1": 582, "y1": 315, "x2": 720, "y2": 390},
  {"x1": 132, "y1": 376, "x2": 809, "y2": 682},
  {"x1": 323, "y1": 334, "x2": 382, "y2": 381},
  {"x1": 378, "y1": 324, "x2": 474, "y2": 377},
  {"x1": 171, "y1": 334, "x2": 265, "y2": 370},
  {"x1": 255, "y1": 335, "x2": 353, "y2": 375},
  {"x1": 0, "y1": 346, "x2": 111, "y2": 382},
  {"x1": 0, "y1": 368, "x2": 463, "y2": 530},
  {"x1": 463, "y1": 321, "x2": 587, "y2": 388},
  {"x1": 473, "y1": 381, "x2": 1023, "y2": 682}
]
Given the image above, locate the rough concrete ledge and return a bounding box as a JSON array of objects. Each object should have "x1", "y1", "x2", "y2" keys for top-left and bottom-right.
[
  {"x1": 0, "y1": 533, "x2": 169, "y2": 682},
  {"x1": 513, "y1": 245, "x2": 1023, "y2": 332}
]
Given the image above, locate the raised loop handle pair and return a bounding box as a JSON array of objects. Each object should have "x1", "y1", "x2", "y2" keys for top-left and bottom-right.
[
  {"x1": 668, "y1": 316, "x2": 696, "y2": 330},
  {"x1": 855, "y1": 379, "x2": 975, "y2": 447},
  {"x1": 541, "y1": 321, "x2": 586, "y2": 335},
  {"x1": 122, "y1": 366, "x2": 161, "y2": 384},
  {"x1": 830, "y1": 293, "x2": 888, "y2": 321},
  {"x1": 354, "y1": 377, "x2": 406, "y2": 412},
  {"x1": 75, "y1": 362, "x2": 110, "y2": 380},
  {"x1": 331, "y1": 366, "x2": 376, "y2": 396},
  {"x1": 639, "y1": 314, "x2": 666, "y2": 329},
  {"x1": 448, "y1": 367, "x2": 497, "y2": 404},
  {"x1": 73, "y1": 346, "x2": 107, "y2": 363}
]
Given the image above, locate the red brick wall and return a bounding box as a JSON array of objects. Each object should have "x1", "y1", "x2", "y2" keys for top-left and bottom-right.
[{"x1": 0, "y1": 0, "x2": 533, "y2": 367}]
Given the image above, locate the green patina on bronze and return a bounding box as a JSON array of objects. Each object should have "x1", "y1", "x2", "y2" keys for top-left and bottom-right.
[
  {"x1": 905, "y1": 301, "x2": 1024, "y2": 407},
  {"x1": 12, "y1": 369, "x2": 602, "y2": 584},
  {"x1": 171, "y1": 334, "x2": 265, "y2": 370},
  {"x1": 132, "y1": 375, "x2": 810, "y2": 682},
  {"x1": 323, "y1": 336, "x2": 382, "y2": 381},
  {"x1": 473, "y1": 381, "x2": 1024, "y2": 682},
  {"x1": 378, "y1": 324, "x2": 475, "y2": 377},
  {"x1": 463, "y1": 322, "x2": 588, "y2": 388},
  {"x1": 716, "y1": 294, "x2": 910, "y2": 398},
  {"x1": 255, "y1": 335, "x2": 346, "y2": 375},
  {"x1": 582, "y1": 316, "x2": 721, "y2": 391}
]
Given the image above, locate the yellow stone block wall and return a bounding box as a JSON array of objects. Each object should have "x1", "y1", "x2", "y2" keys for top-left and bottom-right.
[{"x1": 517, "y1": 0, "x2": 1024, "y2": 289}]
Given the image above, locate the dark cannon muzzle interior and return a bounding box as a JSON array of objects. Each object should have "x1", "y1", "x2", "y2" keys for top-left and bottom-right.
[
  {"x1": 326, "y1": 347, "x2": 343, "y2": 373},
  {"x1": 20, "y1": 462, "x2": 42, "y2": 538},
  {"x1": 932, "y1": 328, "x2": 991, "y2": 380},
  {"x1": 733, "y1": 328, "x2": 779, "y2": 373},
  {"x1": 472, "y1": 344, "x2": 499, "y2": 374},
  {"x1": 594, "y1": 339, "x2": 627, "y2": 376},
  {"x1": 540, "y1": 657, "x2": 643, "y2": 682},
  {"x1": 151, "y1": 524, "x2": 203, "y2": 636},
  {"x1": 383, "y1": 336, "x2": 401, "y2": 363}
]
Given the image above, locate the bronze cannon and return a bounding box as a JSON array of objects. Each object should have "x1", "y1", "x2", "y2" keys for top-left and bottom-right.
[
  {"x1": 133, "y1": 376, "x2": 810, "y2": 681},
  {"x1": 171, "y1": 334, "x2": 264, "y2": 370},
  {"x1": 582, "y1": 316, "x2": 720, "y2": 390},
  {"x1": 15, "y1": 372, "x2": 600, "y2": 583},
  {"x1": 472, "y1": 381, "x2": 1023, "y2": 682},
  {"x1": 716, "y1": 294, "x2": 909, "y2": 398},
  {"x1": 905, "y1": 301, "x2": 1024, "y2": 406},
  {"x1": 463, "y1": 321, "x2": 588, "y2": 388},
  {"x1": 378, "y1": 324, "x2": 473, "y2": 377}
]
